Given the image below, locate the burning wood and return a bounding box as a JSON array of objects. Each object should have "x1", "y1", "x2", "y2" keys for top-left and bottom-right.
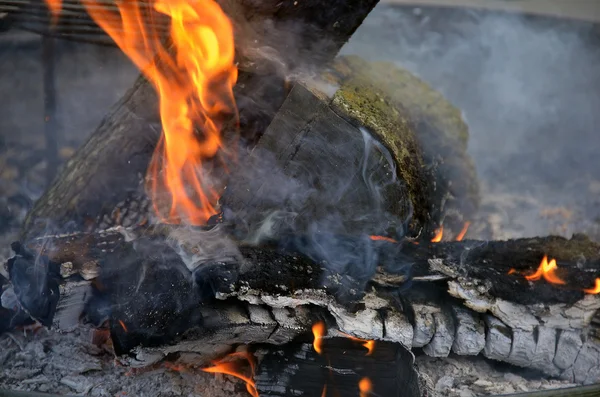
[{"x1": 1, "y1": 0, "x2": 599, "y2": 396}]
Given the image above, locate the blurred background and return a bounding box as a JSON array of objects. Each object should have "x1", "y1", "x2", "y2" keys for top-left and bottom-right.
[{"x1": 0, "y1": 0, "x2": 599, "y2": 249}]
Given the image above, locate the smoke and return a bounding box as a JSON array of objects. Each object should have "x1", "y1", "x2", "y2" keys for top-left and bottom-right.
[
  {"x1": 221, "y1": 111, "x2": 414, "y2": 288},
  {"x1": 341, "y1": 6, "x2": 600, "y2": 239}
]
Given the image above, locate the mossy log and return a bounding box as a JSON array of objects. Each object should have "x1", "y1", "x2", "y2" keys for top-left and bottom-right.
[
  {"x1": 19, "y1": 0, "x2": 380, "y2": 241},
  {"x1": 223, "y1": 56, "x2": 479, "y2": 240}
]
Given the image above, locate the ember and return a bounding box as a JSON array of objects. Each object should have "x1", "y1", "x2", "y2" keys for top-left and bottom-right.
[
  {"x1": 584, "y1": 278, "x2": 600, "y2": 294},
  {"x1": 45, "y1": 0, "x2": 61, "y2": 20},
  {"x1": 358, "y1": 377, "x2": 372, "y2": 397},
  {"x1": 339, "y1": 332, "x2": 375, "y2": 355}
]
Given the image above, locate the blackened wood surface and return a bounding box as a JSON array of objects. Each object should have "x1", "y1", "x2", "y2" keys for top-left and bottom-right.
[
  {"x1": 403, "y1": 234, "x2": 600, "y2": 306},
  {"x1": 254, "y1": 338, "x2": 421, "y2": 397}
]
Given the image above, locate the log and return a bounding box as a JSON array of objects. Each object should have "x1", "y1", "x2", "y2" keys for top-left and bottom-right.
[
  {"x1": 5, "y1": 228, "x2": 600, "y2": 384},
  {"x1": 19, "y1": 0, "x2": 381, "y2": 241}
]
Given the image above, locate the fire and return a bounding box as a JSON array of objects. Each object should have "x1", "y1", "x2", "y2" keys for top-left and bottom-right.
[
  {"x1": 44, "y1": 0, "x2": 62, "y2": 18},
  {"x1": 312, "y1": 321, "x2": 326, "y2": 354},
  {"x1": 359, "y1": 377, "x2": 372, "y2": 397},
  {"x1": 202, "y1": 352, "x2": 258, "y2": 397},
  {"x1": 369, "y1": 235, "x2": 397, "y2": 243},
  {"x1": 118, "y1": 320, "x2": 128, "y2": 333},
  {"x1": 431, "y1": 226, "x2": 443, "y2": 242},
  {"x1": 525, "y1": 255, "x2": 566, "y2": 285},
  {"x1": 321, "y1": 385, "x2": 327, "y2": 397},
  {"x1": 584, "y1": 278, "x2": 600, "y2": 294},
  {"x1": 339, "y1": 332, "x2": 375, "y2": 355},
  {"x1": 455, "y1": 221, "x2": 470, "y2": 241},
  {"x1": 80, "y1": 0, "x2": 238, "y2": 225}
]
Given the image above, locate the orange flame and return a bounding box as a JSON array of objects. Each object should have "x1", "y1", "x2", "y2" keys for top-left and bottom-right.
[
  {"x1": 359, "y1": 377, "x2": 372, "y2": 397},
  {"x1": 431, "y1": 226, "x2": 443, "y2": 242},
  {"x1": 369, "y1": 235, "x2": 397, "y2": 243},
  {"x1": 44, "y1": 0, "x2": 61, "y2": 16},
  {"x1": 525, "y1": 255, "x2": 566, "y2": 285},
  {"x1": 312, "y1": 321, "x2": 326, "y2": 354},
  {"x1": 118, "y1": 320, "x2": 128, "y2": 333},
  {"x1": 584, "y1": 278, "x2": 600, "y2": 294},
  {"x1": 202, "y1": 352, "x2": 258, "y2": 397},
  {"x1": 81, "y1": 0, "x2": 238, "y2": 225},
  {"x1": 455, "y1": 221, "x2": 470, "y2": 241},
  {"x1": 339, "y1": 332, "x2": 375, "y2": 355},
  {"x1": 321, "y1": 385, "x2": 327, "y2": 397}
]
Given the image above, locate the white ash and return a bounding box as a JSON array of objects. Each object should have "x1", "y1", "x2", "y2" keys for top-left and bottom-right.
[
  {"x1": 0, "y1": 328, "x2": 247, "y2": 397},
  {"x1": 416, "y1": 354, "x2": 578, "y2": 397}
]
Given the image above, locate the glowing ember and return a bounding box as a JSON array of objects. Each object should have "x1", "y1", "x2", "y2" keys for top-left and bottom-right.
[
  {"x1": 455, "y1": 221, "x2": 470, "y2": 241},
  {"x1": 431, "y1": 226, "x2": 443, "y2": 242},
  {"x1": 369, "y1": 235, "x2": 397, "y2": 243},
  {"x1": 80, "y1": 0, "x2": 238, "y2": 225},
  {"x1": 312, "y1": 321, "x2": 326, "y2": 354},
  {"x1": 339, "y1": 332, "x2": 375, "y2": 355},
  {"x1": 507, "y1": 268, "x2": 518, "y2": 275},
  {"x1": 202, "y1": 352, "x2": 258, "y2": 397},
  {"x1": 44, "y1": 0, "x2": 61, "y2": 17},
  {"x1": 118, "y1": 320, "x2": 128, "y2": 333},
  {"x1": 359, "y1": 377, "x2": 372, "y2": 397},
  {"x1": 525, "y1": 255, "x2": 566, "y2": 285},
  {"x1": 584, "y1": 278, "x2": 600, "y2": 294}
]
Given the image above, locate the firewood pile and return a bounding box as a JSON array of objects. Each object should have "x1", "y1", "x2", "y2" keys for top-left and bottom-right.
[{"x1": 1, "y1": 1, "x2": 600, "y2": 397}]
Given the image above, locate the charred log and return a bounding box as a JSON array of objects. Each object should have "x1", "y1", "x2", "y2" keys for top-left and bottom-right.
[
  {"x1": 6, "y1": 228, "x2": 600, "y2": 384},
  {"x1": 253, "y1": 338, "x2": 421, "y2": 397}
]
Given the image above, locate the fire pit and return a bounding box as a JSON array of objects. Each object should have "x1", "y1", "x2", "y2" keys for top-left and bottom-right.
[{"x1": 1, "y1": 1, "x2": 600, "y2": 397}]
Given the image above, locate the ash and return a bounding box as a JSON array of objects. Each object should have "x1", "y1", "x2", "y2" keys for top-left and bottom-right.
[
  {"x1": 416, "y1": 355, "x2": 577, "y2": 397},
  {"x1": 0, "y1": 328, "x2": 246, "y2": 397}
]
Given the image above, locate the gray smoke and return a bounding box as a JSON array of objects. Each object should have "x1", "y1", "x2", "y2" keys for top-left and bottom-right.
[{"x1": 341, "y1": 5, "x2": 600, "y2": 239}]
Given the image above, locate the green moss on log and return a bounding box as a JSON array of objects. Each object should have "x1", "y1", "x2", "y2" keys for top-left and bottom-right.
[{"x1": 319, "y1": 55, "x2": 479, "y2": 237}]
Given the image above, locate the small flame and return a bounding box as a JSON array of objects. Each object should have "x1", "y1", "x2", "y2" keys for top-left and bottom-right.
[
  {"x1": 81, "y1": 0, "x2": 238, "y2": 225},
  {"x1": 508, "y1": 268, "x2": 518, "y2": 275},
  {"x1": 312, "y1": 321, "x2": 326, "y2": 354},
  {"x1": 584, "y1": 278, "x2": 600, "y2": 294},
  {"x1": 525, "y1": 255, "x2": 566, "y2": 285},
  {"x1": 44, "y1": 0, "x2": 62, "y2": 17},
  {"x1": 321, "y1": 385, "x2": 327, "y2": 397},
  {"x1": 455, "y1": 221, "x2": 471, "y2": 241},
  {"x1": 431, "y1": 226, "x2": 443, "y2": 242},
  {"x1": 339, "y1": 332, "x2": 375, "y2": 355},
  {"x1": 118, "y1": 320, "x2": 128, "y2": 333},
  {"x1": 202, "y1": 352, "x2": 258, "y2": 397},
  {"x1": 359, "y1": 377, "x2": 372, "y2": 397},
  {"x1": 369, "y1": 235, "x2": 397, "y2": 243}
]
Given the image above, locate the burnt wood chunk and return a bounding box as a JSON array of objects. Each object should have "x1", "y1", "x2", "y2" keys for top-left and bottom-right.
[{"x1": 253, "y1": 338, "x2": 421, "y2": 397}]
